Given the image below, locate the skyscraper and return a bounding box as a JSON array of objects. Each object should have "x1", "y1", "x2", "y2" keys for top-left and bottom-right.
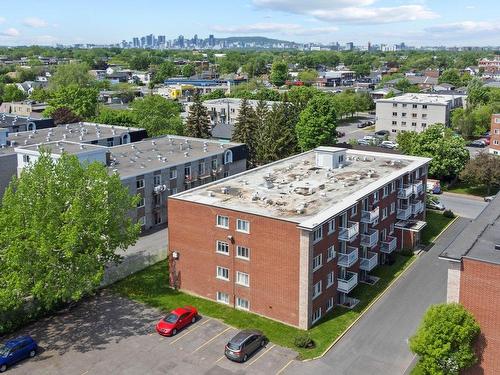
[
  {"x1": 208, "y1": 34, "x2": 215, "y2": 47},
  {"x1": 133, "y1": 37, "x2": 140, "y2": 48},
  {"x1": 146, "y1": 34, "x2": 154, "y2": 47}
]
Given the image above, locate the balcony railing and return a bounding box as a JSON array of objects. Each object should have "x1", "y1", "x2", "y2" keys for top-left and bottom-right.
[
  {"x1": 361, "y1": 206, "x2": 379, "y2": 224},
  {"x1": 337, "y1": 271, "x2": 358, "y2": 294},
  {"x1": 360, "y1": 251, "x2": 378, "y2": 271},
  {"x1": 380, "y1": 236, "x2": 397, "y2": 254},
  {"x1": 397, "y1": 184, "x2": 413, "y2": 199},
  {"x1": 397, "y1": 205, "x2": 412, "y2": 220},
  {"x1": 337, "y1": 246, "x2": 359, "y2": 268},
  {"x1": 413, "y1": 180, "x2": 424, "y2": 195},
  {"x1": 338, "y1": 221, "x2": 359, "y2": 242},
  {"x1": 360, "y1": 229, "x2": 379, "y2": 248},
  {"x1": 412, "y1": 201, "x2": 424, "y2": 215}
]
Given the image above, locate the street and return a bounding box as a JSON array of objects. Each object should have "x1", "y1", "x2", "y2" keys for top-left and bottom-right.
[{"x1": 437, "y1": 193, "x2": 487, "y2": 219}]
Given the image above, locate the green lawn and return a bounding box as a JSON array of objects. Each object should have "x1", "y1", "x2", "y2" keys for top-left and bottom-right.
[
  {"x1": 111, "y1": 254, "x2": 415, "y2": 360},
  {"x1": 421, "y1": 210, "x2": 455, "y2": 246},
  {"x1": 444, "y1": 182, "x2": 499, "y2": 197}
]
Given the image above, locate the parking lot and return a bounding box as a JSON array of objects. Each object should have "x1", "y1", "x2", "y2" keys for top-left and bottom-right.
[{"x1": 3, "y1": 291, "x2": 296, "y2": 375}]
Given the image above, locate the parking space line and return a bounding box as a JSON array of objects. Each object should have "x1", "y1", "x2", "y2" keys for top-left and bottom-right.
[
  {"x1": 168, "y1": 318, "x2": 213, "y2": 345},
  {"x1": 80, "y1": 371, "x2": 89, "y2": 375},
  {"x1": 214, "y1": 355, "x2": 226, "y2": 364},
  {"x1": 193, "y1": 327, "x2": 232, "y2": 353},
  {"x1": 245, "y1": 344, "x2": 275, "y2": 368},
  {"x1": 275, "y1": 359, "x2": 294, "y2": 375}
]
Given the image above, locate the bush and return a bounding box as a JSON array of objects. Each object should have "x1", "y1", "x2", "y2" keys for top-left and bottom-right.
[
  {"x1": 443, "y1": 209, "x2": 455, "y2": 218},
  {"x1": 293, "y1": 332, "x2": 315, "y2": 348}
]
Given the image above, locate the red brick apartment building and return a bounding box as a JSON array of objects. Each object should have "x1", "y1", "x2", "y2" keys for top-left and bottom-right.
[
  {"x1": 490, "y1": 114, "x2": 500, "y2": 156},
  {"x1": 168, "y1": 147, "x2": 430, "y2": 329},
  {"x1": 440, "y1": 194, "x2": 500, "y2": 375}
]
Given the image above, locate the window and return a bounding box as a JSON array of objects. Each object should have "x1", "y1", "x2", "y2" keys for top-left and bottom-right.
[
  {"x1": 236, "y1": 297, "x2": 249, "y2": 310},
  {"x1": 198, "y1": 162, "x2": 206, "y2": 176},
  {"x1": 422, "y1": 123, "x2": 427, "y2": 128},
  {"x1": 312, "y1": 308, "x2": 322, "y2": 324},
  {"x1": 383, "y1": 185, "x2": 389, "y2": 198},
  {"x1": 382, "y1": 207, "x2": 388, "y2": 220},
  {"x1": 422, "y1": 104, "x2": 427, "y2": 109},
  {"x1": 390, "y1": 223, "x2": 395, "y2": 235},
  {"x1": 401, "y1": 121, "x2": 407, "y2": 126},
  {"x1": 236, "y1": 219, "x2": 250, "y2": 233},
  {"x1": 236, "y1": 271, "x2": 250, "y2": 287},
  {"x1": 351, "y1": 205, "x2": 357, "y2": 217},
  {"x1": 236, "y1": 246, "x2": 250, "y2": 260},
  {"x1": 391, "y1": 181, "x2": 396, "y2": 193},
  {"x1": 313, "y1": 226, "x2": 323, "y2": 243},
  {"x1": 216, "y1": 215, "x2": 229, "y2": 229},
  {"x1": 327, "y1": 271, "x2": 334, "y2": 288},
  {"x1": 327, "y1": 245, "x2": 335, "y2": 261},
  {"x1": 136, "y1": 179, "x2": 145, "y2": 189},
  {"x1": 326, "y1": 297, "x2": 334, "y2": 312},
  {"x1": 402, "y1": 112, "x2": 407, "y2": 117},
  {"x1": 211, "y1": 158, "x2": 218, "y2": 170},
  {"x1": 216, "y1": 241, "x2": 229, "y2": 255},
  {"x1": 412, "y1": 113, "x2": 417, "y2": 118},
  {"x1": 216, "y1": 291, "x2": 229, "y2": 304},
  {"x1": 494, "y1": 129, "x2": 500, "y2": 134},
  {"x1": 171, "y1": 188, "x2": 178, "y2": 194},
  {"x1": 223, "y1": 171, "x2": 230, "y2": 178},
  {"x1": 184, "y1": 166, "x2": 191, "y2": 179},
  {"x1": 422, "y1": 113, "x2": 427, "y2": 119},
  {"x1": 22, "y1": 154, "x2": 30, "y2": 163},
  {"x1": 137, "y1": 197, "x2": 145, "y2": 208},
  {"x1": 373, "y1": 191, "x2": 379, "y2": 203},
  {"x1": 392, "y1": 103, "x2": 397, "y2": 108},
  {"x1": 495, "y1": 117, "x2": 500, "y2": 124},
  {"x1": 402, "y1": 103, "x2": 407, "y2": 108},
  {"x1": 312, "y1": 254, "x2": 323, "y2": 271},
  {"x1": 392, "y1": 112, "x2": 397, "y2": 116},
  {"x1": 390, "y1": 202, "x2": 396, "y2": 214},
  {"x1": 216, "y1": 266, "x2": 229, "y2": 281},
  {"x1": 224, "y1": 150, "x2": 233, "y2": 164},
  {"x1": 138, "y1": 216, "x2": 146, "y2": 226},
  {"x1": 392, "y1": 129, "x2": 397, "y2": 133},
  {"x1": 412, "y1": 122, "x2": 417, "y2": 127},
  {"x1": 493, "y1": 140, "x2": 499, "y2": 145},
  {"x1": 412, "y1": 104, "x2": 418, "y2": 109},
  {"x1": 153, "y1": 174, "x2": 162, "y2": 186},
  {"x1": 313, "y1": 281, "x2": 322, "y2": 299},
  {"x1": 328, "y1": 219, "x2": 335, "y2": 234},
  {"x1": 169, "y1": 169, "x2": 177, "y2": 179},
  {"x1": 392, "y1": 121, "x2": 397, "y2": 126}
]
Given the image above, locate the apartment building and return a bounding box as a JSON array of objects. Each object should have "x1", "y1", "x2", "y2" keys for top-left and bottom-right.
[
  {"x1": 168, "y1": 147, "x2": 430, "y2": 328},
  {"x1": 0, "y1": 122, "x2": 146, "y2": 197},
  {"x1": 375, "y1": 93, "x2": 466, "y2": 134},
  {"x1": 0, "y1": 101, "x2": 48, "y2": 119},
  {"x1": 490, "y1": 114, "x2": 500, "y2": 155},
  {"x1": 440, "y1": 194, "x2": 500, "y2": 375},
  {"x1": 15, "y1": 136, "x2": 247, "y2": 231},
  {"x1": 0, "y1": 113, "x2": 54, "y2": 133},
  {"x1": 478, "y1": 56, "x2": 500, "y2": 74}
]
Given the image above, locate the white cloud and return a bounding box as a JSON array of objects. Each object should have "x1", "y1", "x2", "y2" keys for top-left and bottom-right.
[
  {"x1": 211, "y1": 22, "x2": 338, "y2": 36},
  {"x1": 1, "y1": 28, "x2": 20, "y2": 37},
  {"x1": 23, "y1": 17, "x2": 48, "y2": 28},
  {"x1": 425, "y1": 21, "x2": 500, "y2": 34},
  {"x1": 252, "y1": 0, "x2": 438, "y2": 24},
  {"x1": 0, "y1": 17, "x2": 6, "y2": 24},
  {"x1": 465, "y1": 5, "x2": 475, "y2": 9}
]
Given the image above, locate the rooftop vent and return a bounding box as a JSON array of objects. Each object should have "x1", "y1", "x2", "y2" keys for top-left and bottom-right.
[
  {"x1": 495, "y1": 244, "x2": 500, "y2": 251},
  {"x1": 208, "y1": 191, "x2": 215, "y2": 197},
  {"x1": 221, "y1": 187, "x2": 229, "y2": 194},
  {"x1": 184, "y1": 152, "x2": 189, "y2": 157},
  {"x1": 80, "y1": 144, "x2": 86, "y2": 150}
]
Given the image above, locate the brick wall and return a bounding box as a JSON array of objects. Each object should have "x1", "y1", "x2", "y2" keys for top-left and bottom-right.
[
  {"x1": 490, "y1": 114, "x2": 500, "y2": 155},
  {"x1": 460, "y1": 258, "x2": 500, "y2": 375}
]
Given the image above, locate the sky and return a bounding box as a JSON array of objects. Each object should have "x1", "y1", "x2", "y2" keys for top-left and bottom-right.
[{"x1": 0, "y1": 0, "x2": 499, "y2": 47}]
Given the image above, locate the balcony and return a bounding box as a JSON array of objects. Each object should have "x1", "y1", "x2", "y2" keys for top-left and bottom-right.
[
  {"x1": 380, "y1": 236, "x2": 397, "y2": 254},
  {"x1": 338, "y1": 221, "x2": 359, "y2": 242},
  {"x1": 413, "y1": 180, "x2": 424, "y2": 195},
  {"x1": 361, "y1": 206, "x2": 379, "y2": 224},
  {"x1": 337, "y1": 246, "x2": 359, "y2": 268},
  {"x1": 360, "y1": 229, "x2": 379, "y2": 248},
  {"x1": 412, "y1": 201, "x2": 424, "y2": 215},
  {"x1": 360, "y1": 251, "x2": 378, "y2": 271},
  {"x1": 397, "y1": 205, "x2": 412, "y2": 220},
  {"x1": 397, "y1": 185, "x2": 413, "y2": 199},
  {"x1": 337, "y1": 271, "x2": 358, "y2": 294}
]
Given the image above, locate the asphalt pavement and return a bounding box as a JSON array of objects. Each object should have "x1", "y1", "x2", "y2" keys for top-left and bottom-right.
[
  {"x1": 438, "y1": 193, "x2": 488, "y2": 219},
  {"x1": 284, "y1": 218, "x2": 470, "y2": 375}
]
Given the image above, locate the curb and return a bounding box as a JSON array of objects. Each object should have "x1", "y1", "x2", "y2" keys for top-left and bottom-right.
[{"x1": 441, "y1": 191, "x2": 484, "y2": 201}]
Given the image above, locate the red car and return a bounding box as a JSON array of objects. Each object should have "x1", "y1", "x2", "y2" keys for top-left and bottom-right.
[{"x1": 156, "y1": 306, "x2": 198, "y2": 336}]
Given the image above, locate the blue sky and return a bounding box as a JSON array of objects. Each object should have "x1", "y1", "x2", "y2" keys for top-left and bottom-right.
[{"x1": 0, "y1": 0, "x2": 498, "y2": 46}]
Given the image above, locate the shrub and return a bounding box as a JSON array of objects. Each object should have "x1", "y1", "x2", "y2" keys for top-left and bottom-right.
[
  {"x1": 293, "y1": 332, "x2": 315, "y2": 348},
  {"x1": 443, "y1": 209, "x2": 455, "y2": 218}
]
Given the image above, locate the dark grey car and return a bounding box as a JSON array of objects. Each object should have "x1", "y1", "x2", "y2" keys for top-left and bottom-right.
[{"x1": 224, "y1": 330, "x2": 267, "y2": 362}]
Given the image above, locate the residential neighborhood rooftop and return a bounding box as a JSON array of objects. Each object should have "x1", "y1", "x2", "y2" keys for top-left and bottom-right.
[
  {"x1": 16, "y1": 140, "x2": 107, "y2": 155},
  {"x1": 376, "y1": 92, "x2": 466, "y2": 105}
]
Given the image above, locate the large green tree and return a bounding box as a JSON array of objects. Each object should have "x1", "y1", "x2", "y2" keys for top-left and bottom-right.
[
  {"x1": 185, "y1": 93, "x2": 211, "y2": 139},
  {"x1": 253, "y1": 99, "x2": 270, "y2": 166},
  {"x1": 131, "y1": 95, "x2": 184, "y2": 137},
  {"x1": 438, "y1": 68, "x2": 463, "y2": 87},
  {"x1": 49, "y1": 63, "x2": 94, "y2": 90},
  {"x1": 153, "y1": 61, "x2": 179, "y2": 83},
  {"x1": 0, "y1": 152, "x2": 140, "y2": 314},
  {"x1": 269, "y1": 60, "x2": 288, "y2": 87},
  {"x1": 232, "y1": 98, "x2": 256, "y2": 164},
  {"x1": 460, "y1": 152, "x2": 500, "y2": 195},
  {"x1": 2, "y1": 85, "x2": 26, "y2": 102},
  {"x1": 296, "y1": 94, "x2": 337, "y2": 151},
  {"x1": 44, "y1": 84, "x2": 99, "y2": 119},
  {"x1": 410, "y1": 303, "x2": 480, "y2": 375}
]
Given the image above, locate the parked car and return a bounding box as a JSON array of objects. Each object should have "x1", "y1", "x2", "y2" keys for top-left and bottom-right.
[
  {"x1": 427, "y1": 179, "x2": 442, "y2": 194},
  {"x1": 479, "y1": 138, "x2": 490, "y2": 145},
  {"x1": 155, "y1": 306, "x2": 198, "y2": 336},
  {"x1": 357, "y1": 121, "x2": 374, "y2": 128},
  {"x1": 484, "y1": 195, "x2": 497, "y2": 202},
  {"x1": 374, "y1": 130, "x2": 389, "y2": 137},
  {"x1": 469, "y1": 140, "x2": 486, "y2": 148},
  {"x1": 426, "y1": 199, "x2": 445, "y2": 211},
  {"x1": 380, "y1": 140, "x2": 398, "y2": 149},
  {"x1": 335, "y1": 130, "x2": 345, "y2": 138},
  {"x1": 357, "y1": 138, "x2": 370, "y2": 145},
  {"x1": 224, "y1": 330, "x2": 268, "y2": 363},
  {"x1": 0, "y1": 336, "x2": 38, "y2": 373}
]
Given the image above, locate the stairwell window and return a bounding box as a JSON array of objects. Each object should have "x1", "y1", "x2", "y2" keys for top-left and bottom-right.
[
  {"x1": 328, "y1": 219, "x2": 335, "y2": 234},
  {"x1": 326, "y1": 297, "x2": 334, "y2": 312},
  {"x1": 312, "y1": 308, "x2": 322, "y2": 324},
  {"x1": 312, "y1": 254, "x2": 323, "y2": 271},
  {"x1": 327, "y1": 272, "x2": 334, "y2": 288},
  {"x1": 236, "y1": 219, "x2": 250, "y2": 233},
  {"x1": 313, "y1": 281, "x2": 322, "y2": 300},
  {"x1": 313, "y1": 226, "x2": 323, "y2": 243},
  {"x1": 327, "y1": 245, "x2": 336, "y2": 261}
]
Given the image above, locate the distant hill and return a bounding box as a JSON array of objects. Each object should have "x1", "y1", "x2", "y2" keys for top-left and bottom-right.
[{"x1": 215, "y1": 36, "x2": 300, "y2": 46}]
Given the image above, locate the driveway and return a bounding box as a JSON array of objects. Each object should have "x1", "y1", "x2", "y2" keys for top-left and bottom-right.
[
  {"x1": 284, "y1": 218, "x2": 470, "y2": 375},
  {"x1": 3, "y1": 291, "x2": 296, "y2": 375},
  {"x1": 438, "y1": 193, "x2": 488, "y2": 219},
  {"x1": 336, "y1": 114, "x2": 377, "y2": 143}
]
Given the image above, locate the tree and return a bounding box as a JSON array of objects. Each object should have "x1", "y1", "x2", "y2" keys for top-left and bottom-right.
[
  {"x1": 460, "y1": 152, "x2": 500, "y2": 195},
  {"x1": 181, "y1": 64, "x2": 196, "y2": 78},
  {"x1": 52, "y1": 107, "x2": 82, "y2": 125},
  {"x1": 270, "y1": 60, "x2": 288, "y2": 87},
  {"x1": 254, "y1": 99, "x2": 270, "y2": 166},
  {"x1": 296, "y1": 94, "x2": 337, "y2": 151},
  {"x1": 44, "y1": 85, "x2": 99, "y2": 119},
  {"x1": 2, "y1": 85, "x2": 26, "y2": 102},
  {"x1": 287, "y1": 86, "x2": 322, "y2": 113},
  {"x1": 49, "y1": 63, "x2": 93, "y2": 90},
  {"x1": 0, "y1": 152, "x2": 140, "y2": 313},
  {"x1": 466, "y1": 78, "x2": 489, "y2": 107},
  {"x1": 185, "y1": 93, "x2": 211, "y2": 139},
  {"x1": 438, "y1": 68, "x2": 462, "y2": 87},
  {"x1": 409, "y1": 303, "x2": 480, "y2": 375},
  {"x1": 93, "y1": 107, "x2": 138, "y2": 127},
  {"x1": 297, "y1": 70, "x2": 318, "y2": 85},
  {"x1": 154, "y1": 61, "x2": 178, "y2": 83},
  {"x1": 29, "y1": 87, "x2": 51, "y2": 102},
  {"x1": 131, "y1": 95, "x2": 184, "y2": 137},
  {"x1": 232, "y1": 98, "x2": 256, "y2": 164},
  {"x1": 396, "y1": 124, "x2": 469, "y2": 179},
  {"x1": 129, "y1": 54, "x2": 151, "y2": 70},
  {"x1": 201, "y1": 88, "x2": 226, "y2": 101}
]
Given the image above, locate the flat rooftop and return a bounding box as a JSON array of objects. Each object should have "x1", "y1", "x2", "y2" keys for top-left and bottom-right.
[
  {"x1": 440, "y1": 194, "x2": 500, "y2": 265},
  {"x1": 16, "y1": 141, "x2": 107, "y2": 155},
  {"x1": 202, "y1": 98, "x2": 277, "y2": 107},
  {"x1": 173, "y1": 147, "x2": 430, "y2": 229},
  {"x1": 377, "y1": 93, "x2": 466, "y2": 105},
  {"x1": 0, "y1": 114, "x2": 32, "y2": 128}
]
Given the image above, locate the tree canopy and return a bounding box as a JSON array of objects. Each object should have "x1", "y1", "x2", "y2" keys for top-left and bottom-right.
[
  {"x1": 44, "y1": 84, "x2": 99, "y2": 119},
  {"x1": 185, "y1": 93, "x2": 211, "y2": 139},
  {"x1": 270, "y1": 60, "x2": 288, "y2": 87},
  {"x1": 130, "y1": 95, "x2": 184, "y2": 137},
  {"x1": 49, "y1": 62, "x2": 94, "y2": 90},
  {"x1": 460, "y1": 152, "x2": 500, "y2": 195}
]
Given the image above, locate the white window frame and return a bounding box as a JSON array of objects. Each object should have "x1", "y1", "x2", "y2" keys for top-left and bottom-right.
[
  {"x1": 236, "y1": 246, "x2": 250, "y2": 260},
  {"x1": 312, "y1": 280, "x2": 322, "y2": 299},
  {"x1": 153, "y1": 174, "x2": 162, "y2": 186},
  {"x1": 169, "y1": 169, "x2": 177, "y2": 180},
  {"x1": 373, "y1": 191, "x2": 379, "y2": 203},
  {"x1": 224, "y1": 149, "x2": 233, "y2": 164},
  {"x1": 216, "y1": 291, "x2": 229, "y2": 304},
  {"x1": 216, "y1": 215, "x2": 229, "y2": 229},
  {"x1": 390, "y1": 223, "x2": 395, "y2": 235},
  {"x1": 216, "y1": 266, "x2": 229, "y2": 281},
  {"x1": 390, "y1": 202, "x2": 396, "y2": 214},
  {"x1": 326, "y1": 297, "x2": 334, "y2": 312},
  {"x1": 236, "y1": 271, "x2": 250, "y2": 287},
  {"x1": 351, "y1": 205, "x2": 357, "y2": 217},
  {"x1": 312, "y1": 307, "x2": 322, "y2": 324},
  {"x1": 137, "y1": 197, "x2": 145, "y2": 208},
  {"x1": 236, "y1": 297, "x2": 249, "y2": 311},
  {"x1": 327, "y1": 219, "x2": 335, "y2": 234},
  {"x1": 312, "y1": 254, "x2": 323, "y2": 272},
  {"x1": 382, "y1": 207, "x2": 388, "y2": 220},
  {"x1": 383, "y1": 185, "x2": 389, "y2": 198},
  {"x1": 216, "y1": 240, "x2": 229, "y2": 255},
  {"x1": 327, "y1": 245, "x2": 335, "y2": 261},
  {"x1": 136, "y1": 179, "x2": 145, "y2": 189},
  {"x1": 236, "y1": 219, "x2": 250, "y2": 233},
  {"x1": 327, "y1": 271, "x2": 334, "y2": 288},
  {"x1": 313, "y1": 226, "x2": 323, "y2": 243},
  {"x1": 138, "y1": 216, "x2": 146, "y2": 226}
]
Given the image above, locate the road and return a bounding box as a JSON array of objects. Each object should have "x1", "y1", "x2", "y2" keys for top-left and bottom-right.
[
  {"x1": 438, "y1": 193, "x2": 488, "y2": 219},
  {"x1": 336, "y1": 114, "x2": 377, "y2": 143},
  {"x1": 285, "y1": 218, "x2": 470, "y2": 375}
]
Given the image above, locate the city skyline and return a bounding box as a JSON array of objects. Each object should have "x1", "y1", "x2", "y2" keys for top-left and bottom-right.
[{"x1": 0, "y1": 0, "x2": 499, "y2": 47}]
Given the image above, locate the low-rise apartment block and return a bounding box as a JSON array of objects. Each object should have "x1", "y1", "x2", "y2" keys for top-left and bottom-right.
[
  {"x1": 0, "y1": 113, "x2": 54, "y2": 133},
  {"x1": 168, "y1": 147, "x2": 430, "y2": 328},
  {"x1": 15, "y1": 136, "x2": 247, "y2": 231},
  {"x1": 490, "y1": 114, "x2": 500, "y2": 155},
  {"x1": 440, "y1": 194, "x2": 500, "y2": 375},
  {"x1": 375, "y1": 93, "x2": 466, "y2": 134}
]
